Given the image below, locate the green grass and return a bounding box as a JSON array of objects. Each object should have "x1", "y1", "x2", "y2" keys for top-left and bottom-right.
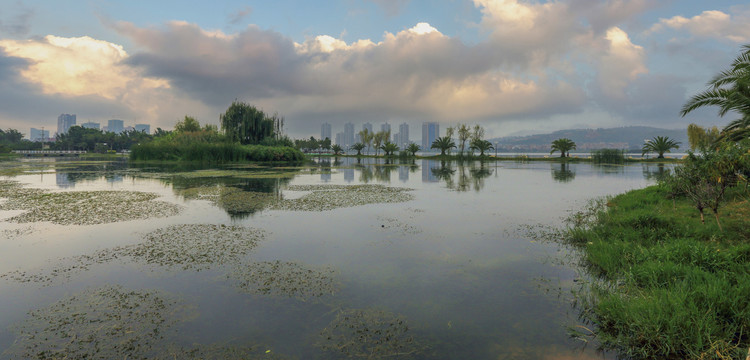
[{"x1": 568, "y1": 185, "x2": 750, "y2": 359}]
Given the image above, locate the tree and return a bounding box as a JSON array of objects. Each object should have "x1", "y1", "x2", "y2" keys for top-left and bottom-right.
[
  {"x1": 380, "y1": 141, "x2": 399, "y2": 156},
  {"x1": 351, "y1": 142, "x2": 365, "y2": 156},
  {"x1": 321, "y1": 137, "x2": 332, "y2": 152},
  {"x1": 358, "y1": 129, "x2": 373, "y2": 155},
  {"x1": 470, "y1": 138, "x2": 494, "y2": 157},
  {"x1": 641, "y1": 136, "x2": 680, "y2": 158},
  {"x1": 220, "y1": 101, "x2": 280, "y2": 145},
  {"x1": 687, "y1": 123, "x2": 720, "y2": 150},
  {"x1": 373, "y1": 130, "x2": 389, "y2": 156},
  {"x1": 680, "y1": 44, "x2": 750, "y2": 141},
  {"x1": 550, "y1": 138, "x2": 577, "y2": 158},
  {"x1": 431, "y1": 136, "x2": 456, "y2": 156},
  {"x1": 0, "y1": 129, "x2": 24, "y2": 144},
  {"x1": 457, "y1": 124, "x2": 471, "y2": 156},
  {"x1": 406, "y1": 143, "x2": 421, "y2": 156},
  {"x1": 332, "y1": 144, "x2": 344, "y2": 155},
  {"x1": 175, "y1": 116, "x2": 201, "y2": 133}
]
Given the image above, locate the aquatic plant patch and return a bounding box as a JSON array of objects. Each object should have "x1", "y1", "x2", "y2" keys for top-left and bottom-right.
[
  {"x1": 1, "y1": 224, "x2": 267, "y2": 285},
  {"x1": 229, "y1": 260, "x2": 338, "y2": 301},
  {"x1": 0, "y1": 180, "x2": 182, "y2": 225},
  {"x1": 127, "y1": 224, "x2": 265, "y2": 270},
  {"x1": 272, "y1": 185, "x2": 414, "y2": 211},
  {"x1": 4, "y1": 285, "x2": 190, "y2": 359},
  {"x1": 317, "y1": 308, "x2": 424, "y2": 359}
]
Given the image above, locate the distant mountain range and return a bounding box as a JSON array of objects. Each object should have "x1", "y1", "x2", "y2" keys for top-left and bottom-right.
[{"x1": 488, "y1": 126, "x2": 688, "y2": 152}]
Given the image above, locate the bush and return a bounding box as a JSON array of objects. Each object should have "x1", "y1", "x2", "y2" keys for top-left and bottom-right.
[
  {"x1": 591, "y1": 149, "x2": 626, "y2": 164},
  {"x1": 130, "y1": 141, "x2": 304, "y2": 163}
]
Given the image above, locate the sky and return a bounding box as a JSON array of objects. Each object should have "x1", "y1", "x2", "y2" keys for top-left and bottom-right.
[{"x1": 1, "y1": 0, "x2": 749, "y2": 139}]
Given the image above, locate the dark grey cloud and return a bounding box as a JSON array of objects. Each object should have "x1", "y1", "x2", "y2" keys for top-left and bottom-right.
[{"x1": 0, "y1": 2, "x2": 34, "y2": 37}]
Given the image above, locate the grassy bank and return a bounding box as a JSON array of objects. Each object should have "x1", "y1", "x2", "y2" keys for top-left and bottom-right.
[
  {"x1": 131, "y1": 142, "x2": 304, "y2": 163},
  {"x1": 567, "y1": 184, "x2": 750, "y2": 359}
]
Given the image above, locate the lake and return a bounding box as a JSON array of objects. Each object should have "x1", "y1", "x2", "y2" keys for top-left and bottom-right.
[{"x1": 0, "y1": 157, "x2": 671, "y2": 359}]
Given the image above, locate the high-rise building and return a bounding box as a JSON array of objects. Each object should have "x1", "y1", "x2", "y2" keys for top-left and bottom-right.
[
  {"x1": 381, "y1": 122, "x2": 391, "y2": 134},
  {"x1": 335, "y1": 132, "x2": 344, "y2": 147},
  {"x1": 321, "y1": 123, "x2": 332, "y2": 141},
  {"x1": 362, "y1": 122, "x2": 373, "y2": 135},
  {"x1": 398, "y1": 122, "x2": 409, "y2": 148},
  {"x1": 107, "y1": 119, "x2": 125, "y2": 134},
  {"x1": 344, "y1": 122, "x2": 355, "y2": 148},
  {"x1": 30, "y1": 128, "x2": 49, "y2": 141},
  {"x1": 135, "y1": 124, "x2": 150, "y2": 134},
  {"x1": 57, "y1": 114, "x2": 76, "y2": 135},
  {"x1": 81, "y1": 122, "x2": 100, "y2": 130},
  {"x1": 422, "y1": 122, "x2": 439, "y2": 151}
]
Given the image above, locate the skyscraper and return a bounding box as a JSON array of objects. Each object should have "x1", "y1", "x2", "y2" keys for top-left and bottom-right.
[
  {"x1": 422, "y1": 122, "x2": 439, "y2": 151},
  {"x1": 381, "y1": 122, "x2": 391, "y2": 134},
  {"x1": 398, "y1": 122, "x2": 409, "y2": 148},
  {"x1": 344, "y1": 122, "x2": 355, "y2": 148},
  {"x1": 81, "y1": 122, "x2": 100, "y2": 130},
  {"x1": 107, "y1": 119, "x2": 125, "y2": 134},
  {"x1": 362, "y1": 122, "x2": 373, "y2": 135},
  {"x1": 135, "y1": 124, "x2": 150, "y2": 134},
  {"x1": 321, "y1": 123, "x2": 331, "y2": 141},
  {"x1": 57, "y1": 114, "x2": 76, "y2": 135}
]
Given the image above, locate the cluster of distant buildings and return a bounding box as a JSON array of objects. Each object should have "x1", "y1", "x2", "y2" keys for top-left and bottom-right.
[
  {"x1": 321, "y1": 122, "x2": 440, "y2": 151},
  {"x1": 28, "y1": 114, "x2": 151, "y2": 141}
]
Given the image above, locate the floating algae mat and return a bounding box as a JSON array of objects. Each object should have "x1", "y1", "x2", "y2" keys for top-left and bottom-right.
[
  {"x1": 317, "y1": 308, "x2": 424, "y2": 359},
  {"x1": 127, "y1": 224, "x2": 265, "y2": 270},
  {"x1": 271, "y1": 184, "x2": 414, "y2": 211},
  {"x1": 0, "y1": 180, "x2": 182, "y2": 225},
  {"x1": 1, "y1": 224, "x2": 267, "y2": 285},
  {"x1": 4, "y1": 285, "x2": 191, "y2": 359},
  {"x1": 229, "y1": 260, "x2": 338, "y2": 301}
]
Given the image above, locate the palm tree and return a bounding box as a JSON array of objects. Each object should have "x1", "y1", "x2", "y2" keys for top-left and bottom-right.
[
  {"x1": 642, "y1": 136, "x2": 680, "y2": 158},
  {"x1": 358, "y1": 129, "x2": 373, "y2": 155},
  {"x1": 380, "y1": 141, "x2": 399, "y2": 156},
  {"x1": 350, "y1": 142, "x2": 365, "y2": 156},
  {"x1": 469, "y1": 138, "x2": 494, "y2": 157},
  {"x1": 681, "y1": 44, "x2": 750, "y2": 140},
  {"x1": 550, "y1": 138, "x2": 576, "y2": 158},
  {"x1": 373, "y1": 130, "x2": 389, "y2": 156},
  {"x1": 406, "y1": 143, "x2": 421, "y2": 156},
  {"x1": 431, "y1": 136, "x2": 456, "y2": 156},
  {"x1": 332, "y1": 144, "x2": 344, "y2": 155}
]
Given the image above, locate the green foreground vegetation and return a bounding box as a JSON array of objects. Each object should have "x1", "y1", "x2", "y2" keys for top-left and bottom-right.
[{"x1": 566, "y1": 143, "x2": 750, "y2": 360}]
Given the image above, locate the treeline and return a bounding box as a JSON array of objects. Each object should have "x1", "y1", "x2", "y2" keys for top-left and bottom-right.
[{"x1": 131, "y1": 101, "x2": 303, "y2": 162}]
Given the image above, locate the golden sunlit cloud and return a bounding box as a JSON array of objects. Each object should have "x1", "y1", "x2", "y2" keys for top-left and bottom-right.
[{"x1": 0, "y1": 35, "x2": 168, "y2": 99}]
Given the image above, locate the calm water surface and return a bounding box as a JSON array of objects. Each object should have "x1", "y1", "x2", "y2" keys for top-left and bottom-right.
[{"x1": 0, "y1": 158, "x2": 671, "y2": 359}]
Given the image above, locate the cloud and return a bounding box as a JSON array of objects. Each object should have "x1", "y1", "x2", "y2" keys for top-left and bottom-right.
[
  {"x1": 594, "y1": 27, "x2": 648, "y2": 100},
  {"x1": 367, "y1": 0, "x2": 410, "y2": 16},
  {"x1": 0, "y1": 1, "x2": 34, "y2": 37},
  {"x1": 650, "y1": 8, "x2": 750, "y2": 43},
  {"x1": 228, "y1": 6, "x2": 252, "y2": 25}
]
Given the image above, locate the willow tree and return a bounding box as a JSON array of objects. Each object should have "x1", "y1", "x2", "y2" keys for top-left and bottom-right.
[{"x1": 220, "y1": 101, "x2": 282, "y2": 145}]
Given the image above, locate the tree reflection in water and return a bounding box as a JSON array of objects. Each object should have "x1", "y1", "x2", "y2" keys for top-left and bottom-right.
[{"x1": 551, "y1": 162, "x2": 576, "y2": 183}]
